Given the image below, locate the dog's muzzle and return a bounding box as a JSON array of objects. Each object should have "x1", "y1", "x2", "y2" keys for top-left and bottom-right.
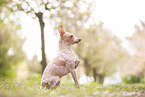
[{"x1": 75, "y1": 38, "x2": 81, "y2": 43}]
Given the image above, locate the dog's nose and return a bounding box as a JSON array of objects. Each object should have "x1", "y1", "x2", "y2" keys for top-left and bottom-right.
[{"x1": 78, "y1": 38, "x2": 81, "y2": 42}]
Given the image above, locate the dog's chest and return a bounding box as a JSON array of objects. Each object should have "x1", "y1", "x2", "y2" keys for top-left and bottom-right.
[
  {"x1": 59, "y1": 41, "x2": 77, "y2": 68},
  {"x1": 59, "y1": 49, "x2": 76, "y2": 68}
]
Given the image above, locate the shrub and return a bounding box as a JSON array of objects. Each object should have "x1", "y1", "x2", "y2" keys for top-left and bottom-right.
[
  {"x1": 122, "y1": 75, "x2": 140, "y2": 84},
  {"x1": 140, "y1": 77, "x2": 145, "y2": 83}
]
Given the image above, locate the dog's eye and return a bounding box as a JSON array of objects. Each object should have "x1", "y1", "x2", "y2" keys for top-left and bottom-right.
[{"x1": 70, "y1": 35, "x2": 73, "y2": 38}]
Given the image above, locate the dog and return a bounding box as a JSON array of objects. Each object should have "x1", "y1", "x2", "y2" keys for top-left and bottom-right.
[{"x1": 41, "y1": 25, "x2": 81, "y2": 88}]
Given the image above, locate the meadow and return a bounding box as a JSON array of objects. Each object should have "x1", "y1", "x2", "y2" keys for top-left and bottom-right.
[
  {"x1": 1, "y1": 0, "x2": 145, "y2": 97},
  {"x1": 0, "y1": 75, "x2": 144, "y2": 97}
]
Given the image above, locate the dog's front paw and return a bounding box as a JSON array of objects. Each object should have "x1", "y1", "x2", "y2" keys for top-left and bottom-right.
[
  {"x1": 75, "y1": 84, "x2": 80, "y2": 88},
  {"x1": 75, "y1": 59, "x2": 80, "y2": 65},
  {"x1": 75, "y1": 59, "x2": 80, "y2": 68}
]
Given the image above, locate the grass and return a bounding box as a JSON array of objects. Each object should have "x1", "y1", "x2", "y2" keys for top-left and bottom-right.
[{"x1": 0, "y1": 75, "x2": 145, "y2": 97}]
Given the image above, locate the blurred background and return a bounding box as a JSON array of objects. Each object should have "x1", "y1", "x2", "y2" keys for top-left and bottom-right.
[{"x1": 0, "y1": 0, "x2": 145, "y2": 84}]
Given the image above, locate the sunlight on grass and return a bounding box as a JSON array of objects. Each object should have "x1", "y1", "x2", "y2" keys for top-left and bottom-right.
[{"x1": 0, "y1": 76, "x2": 144, "y2": 97}]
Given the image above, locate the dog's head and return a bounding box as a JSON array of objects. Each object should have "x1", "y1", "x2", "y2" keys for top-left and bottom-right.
[{"x1": 58, "y1": 25, "x2": 81, "y2": 45}]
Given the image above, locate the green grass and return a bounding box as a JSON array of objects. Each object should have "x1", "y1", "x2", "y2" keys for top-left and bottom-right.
[{"x1": 0, "y1": 76, "x2": 145, "y2": 97}]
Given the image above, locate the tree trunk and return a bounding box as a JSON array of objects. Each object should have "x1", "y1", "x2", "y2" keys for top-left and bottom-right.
[
  {"x1": 99, "y1": 74, "x2": 104, "y2": 84},
  {"x1": 36, "y1": 12, "x2": 47, "y2": 74},
  {"x1": 84, "y1": 59, "x2": 90, "y2": 76},
  {"x1": 93, "y1": 68, "x2": 97, "y2": 82}
]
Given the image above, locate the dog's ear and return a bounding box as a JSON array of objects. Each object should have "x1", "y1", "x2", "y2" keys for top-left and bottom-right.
[{"x1": 58, "y1": 25, "x2": 65, "y2": 37}]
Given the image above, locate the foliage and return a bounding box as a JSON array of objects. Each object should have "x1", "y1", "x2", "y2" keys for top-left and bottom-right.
[
  {"x1": 122, "y1": 21, "x2": 145, "y2": 79},
  {"x1": 130, "y1": 21, "x2": 145, "y2": 53},
  {"x1": 0, "y1": 76, "x2": 145, "y2": 97},
  {"x1": 122, "y1": 75, "x2": 141, "y2": 84},
  {"x1": 140, "y1": 78, "x2": 145, "y2": 83},
  {"x1": 0, "y1": 0, "x2": 6, "y2": 8},
  {"x1": 0, "y1": 22, "x2": 24, "y2": 78},
  {"x1": 27, "y1": 55, "x2": 42, "y2": 75},
  {"x1": 122, "y1": 55, "x2": 145, "y2": 78},
  {"x1": 80, "y1": 24, "x2": 128, "y2": 83},
  {"x1": 55, "y1": 0, "x2": 95, "y2": 29},
  {"x1": 0, "y1": 0, "x2": 12, "y2": 13}
]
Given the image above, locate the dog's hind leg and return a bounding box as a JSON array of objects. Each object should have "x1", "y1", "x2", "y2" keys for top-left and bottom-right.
[
  {"x1": 50, "y1": 76, "x2": 61, "y2": 88},
  {"x1": 41, "y1": 76, "x2": 60, "y2": 88}
]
